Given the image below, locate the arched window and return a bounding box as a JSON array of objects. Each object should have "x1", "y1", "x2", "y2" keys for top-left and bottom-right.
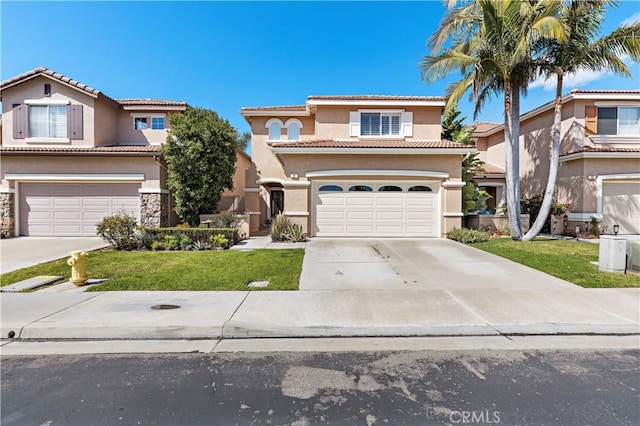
[
  {"x1": 378, "y1": 185, "x2": 402, "y2": 192},
  {"x1": 268, "y1": 122, "x2": 282, "y2": 141},
  {"x1": 287, "y1": 123, "x2": 300, "y2": 140},
  {"x1": 408, "y1": 185, "x2": 433, "y2": 192},
  {"x1": 349, "y1": 185, "x2": 373, "y2": 192},
  {"x1": 319, "y1": 185, "x2": 343, "y2": 192}
]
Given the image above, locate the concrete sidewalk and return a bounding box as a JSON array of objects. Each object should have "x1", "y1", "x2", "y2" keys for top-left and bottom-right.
[{"x1": 2, "y1": 288, "x2": 638, "y2": 341}]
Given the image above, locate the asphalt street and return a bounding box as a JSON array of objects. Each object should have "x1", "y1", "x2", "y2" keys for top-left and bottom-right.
[{"x1": 2, "y1": 348, "x2": 639, "y2": 425}]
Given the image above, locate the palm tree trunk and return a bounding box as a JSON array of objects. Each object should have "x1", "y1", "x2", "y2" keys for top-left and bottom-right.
[
  {"x1": 503, "y1": 81, "x2": 523, "y2": 240},
  {"x1": 522, "y1": 73, "x2": 563, "y2": 241},
  {"x1": 511, "y1": 85, "x2": 523, "y2": 237}
]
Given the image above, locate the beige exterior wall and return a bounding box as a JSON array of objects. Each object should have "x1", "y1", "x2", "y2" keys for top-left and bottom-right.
[
  {"x1": 0, "y1": 155, "x2": 162, "y2": 190},
  {"x1": 1, "y1": 76, "x2": 96, "y2": 147},
  {"x1": 314, "y1": 105, "x2": 441, "y2": 140},
  {"x1": 115, "y1": 110, "x2": 176, "y2": 145},
  {"x1": 224, "y1": 151, "x2": 252, "y2": 197},
  {"x1": 557, "y1": 157, "x2": 640, "y2": 214},
  {"x1": 94, "y1": 97, "x2": 119, "y2": 146}
]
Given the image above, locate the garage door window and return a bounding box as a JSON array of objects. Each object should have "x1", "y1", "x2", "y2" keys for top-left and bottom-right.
[
  {"x1": 319, "y1": 185, "x2": 343, "y2": 192},
  {"x1": 349, "y1": 185, "x2": 373, "y2": 192},
  {"x1": 379, "y1": 185, "x2": 402, "y2": 192},
  {"x1": 408, "y1": 185, "x2": 433, "y2": 192}
]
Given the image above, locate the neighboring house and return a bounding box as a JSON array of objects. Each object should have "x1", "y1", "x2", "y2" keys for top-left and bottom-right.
[
  {"x1": 473, "y1": 90, "x2": 640, "y2": 235},
  {"x1": 0, "y1": 67, "x2": 249, "y2": 237},
  {"x1": 240, "y1": 95, "x2": 475, "y2": 237}
]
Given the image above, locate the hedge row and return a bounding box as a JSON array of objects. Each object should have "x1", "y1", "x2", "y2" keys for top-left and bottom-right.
[{"x1": 140, "y1": 227, "x2": 239, "y2": 246}]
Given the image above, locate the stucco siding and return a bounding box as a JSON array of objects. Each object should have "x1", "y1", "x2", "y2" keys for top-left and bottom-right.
[
  {"x1": 94, "y1": 97, "x2": 119, "y2": 146},
  {"x1": 115, "y1": 110, "x2": 174, "y2": 145},
  {"x1": 1, "y1": 156, "x2": 162, "y2": 190},
  {"x1": 1, "y1": 76, "x2": 96, "y2": 147}
]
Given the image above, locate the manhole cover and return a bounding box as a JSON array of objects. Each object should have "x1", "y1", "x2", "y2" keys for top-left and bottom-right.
[{"x1": 151, "y1": 304, "x2": 181, "y2": 310}]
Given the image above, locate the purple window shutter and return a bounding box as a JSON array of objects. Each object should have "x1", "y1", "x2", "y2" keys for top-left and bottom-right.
[
  {"x1": 67, "y1": 105, "x2": 83, "y2": 139},
  {"x1": 13, "y1": 104, "x2": 28, "y2": 139}
]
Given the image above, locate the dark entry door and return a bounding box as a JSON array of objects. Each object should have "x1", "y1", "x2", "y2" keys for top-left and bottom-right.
[{"x1": 271, "y1": 190, "x2": 284, "y2": 216}]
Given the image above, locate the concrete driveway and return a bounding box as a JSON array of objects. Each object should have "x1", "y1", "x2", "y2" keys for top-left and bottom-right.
[
  {"x1": 299, "y1": 238, "x2": 578, "y2": 290},
  {"x1": 1, "y1": 237, "x2": 109, "y2": 274}
]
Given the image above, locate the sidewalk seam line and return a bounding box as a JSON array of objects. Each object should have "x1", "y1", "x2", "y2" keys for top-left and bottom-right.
[
  {"x1": 15, "y1": 293, "x2": 104, "y2": 339},
  {"x1": 444, "y1": 290, "x2": 504, "y2": 337},
  {"x1": 220, "y1": 292, "x2": 251, "y2": 340}
]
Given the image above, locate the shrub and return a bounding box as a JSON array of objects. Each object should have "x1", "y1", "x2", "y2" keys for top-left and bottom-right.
[
  {"x1": 192, "y1": 240, "x2": 212, "y2": 251},
  {"x1": 151, "y1": 241, "x2": 166, "y2": 251},
  {"x1": 211, "y1": 212, "x2": 241, "y2": 229},
  {"x1": 179, "y1": 234, "x2": 191, "y2": 249},
  {"x1": 95, "y1": 211, "x2": 139, "y2": 250},
  {"x1": 164, "y1": 235, "x2": 180, "y2": 250},
  {"x1": 446, "y1": 227, "x2": 489, "y2": 244},
  {"x1": 176, "y1": 222, "x2": 190, "y2": 229},
  {"x1": 140, "y1": 227, "x2": 239, "y2": 247},
  {"x1": 283, "y1": 223, "x2": 306, "y2": 243},
  {"x1": 211, "y1": 233, "x2": 229, "y2": 249},
  {"x1": 271, "y1": 214, "x2": 291, "y2": 242}
]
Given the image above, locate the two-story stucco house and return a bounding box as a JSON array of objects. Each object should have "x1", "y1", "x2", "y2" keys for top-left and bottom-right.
[
  {"x1": 473, "y1": 89, "x2": 640, "y2": 235},
  {"x1": 240, "y1": 95, "x2": 475, "y2": 237},
  {"x1": 0, "y1": 67, "x2": 251, "y2": 237}
]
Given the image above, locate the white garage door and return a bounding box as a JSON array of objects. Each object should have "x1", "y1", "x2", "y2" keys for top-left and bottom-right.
[
  {"x1": 314, "y1": 180, "x2": 439, "y2": 237},
  {"x1": 602, "y1": 181, "x2": 640, "y2": 235},
  {"x1": 19, "y1": 183, "x2": 140, "y2": 236}
]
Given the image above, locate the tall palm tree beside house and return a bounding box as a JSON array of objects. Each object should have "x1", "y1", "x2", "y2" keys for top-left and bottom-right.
[
  {"x1": 521, "y1": 0, "x2": 640, "y2": 240},
  {"x1": 421, "y1": 0, "x2": 565, "y2": 240}
]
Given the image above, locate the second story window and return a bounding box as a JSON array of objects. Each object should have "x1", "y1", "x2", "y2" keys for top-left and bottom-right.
[
  {"x1": 29, "y1": 105, "x2": 67, "y2": 138},
  {"x1": 597, "y1": 107, "x2": 640, "y2": 136},
  {"x1": 151, "y1": 117, "x2": 165, "y2": 130},
  {"x1": 268, "y1": 121, "x2": 282, "y2": 141},
  {"x1": 134, "y1": 117, "x2": 148, "y2": 130},
  {"x1": 361, "y1": 112, "x2": 401, "y2": 136},
  {"x1": 287, "y1": 122, "x2": 300, "y2": 140}
]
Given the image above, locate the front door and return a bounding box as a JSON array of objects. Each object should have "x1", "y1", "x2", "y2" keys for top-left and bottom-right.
[{"x1": 271, "y1": 190, "x2": 284, "y2": 217}]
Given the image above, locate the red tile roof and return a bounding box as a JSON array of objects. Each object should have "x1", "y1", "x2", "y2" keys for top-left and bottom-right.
[
  {"x1": 0, "y1": 145, "x2": 162, "y2": 155},
  {"x1": 561, "y1": 146, "x2": 640, "y2": 156},
  {"x1": 117, "y1": 98, "x2": 187, "y2": 107},
  {"x1": 1, "y1": 67, "x2": 186, "y2": 107},
  {"x1": 271, "y1": 139, "x2": 473, "y2": 149},
  {"x1": 471, "y1": 122, "x2": 501, "y2": 136},
  {"x1": 307, "y1": 95, "x2": 445, "y2": 101},
  {"x1": 477, "y1": 162, "x2": 506, "y2": 174},
  {"x1": 1, "y1": 66, "x2": 101, "y2": 96},
  {"x1": 241, "y1": 105, "x2": 307, "y2": 112}
]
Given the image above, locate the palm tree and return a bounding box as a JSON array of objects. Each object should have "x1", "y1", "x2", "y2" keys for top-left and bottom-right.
[
  {"x1": 521, "y1": 0, "x2": 640, "y2": 240},
  {"x1": 421, "y1": 0, "x2": 565, "y2": 240}
]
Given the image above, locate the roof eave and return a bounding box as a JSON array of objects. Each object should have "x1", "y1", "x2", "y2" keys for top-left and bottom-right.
[
  {"x1": 559, "y1": 151, "x2": 640, "y2": 162},
  {"x1": 306, "y1": 99, "x2": 446, "y2": 107},
  {"x1": 270, "y1": 147, "x2": 476, "y2": 155}
]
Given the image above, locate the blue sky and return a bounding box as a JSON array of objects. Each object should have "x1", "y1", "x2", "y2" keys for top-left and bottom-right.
[{"x1": 2, "y1": 1, "x2": 639, "y2": 153}]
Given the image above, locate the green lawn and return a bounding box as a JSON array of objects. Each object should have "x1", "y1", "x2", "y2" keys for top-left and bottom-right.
[
  {"x1": 0, "y1": 249, "x2": 304, "y2": 291},
  {"x1": 471, "y1": 238, "x2": 640, "y2": 288}
]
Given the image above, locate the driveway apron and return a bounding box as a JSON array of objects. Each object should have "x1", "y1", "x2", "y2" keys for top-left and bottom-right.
[{"x1": 299, "y1": 238, "x2": 578, "y2": 291}]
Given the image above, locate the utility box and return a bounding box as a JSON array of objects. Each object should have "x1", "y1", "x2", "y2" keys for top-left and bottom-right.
[
  {"x1": 630, "y1": 241, "x2": 640, "y2": 272},
  {"x1": 599, "y1": 236, "x2": 627, "y2": 274}
]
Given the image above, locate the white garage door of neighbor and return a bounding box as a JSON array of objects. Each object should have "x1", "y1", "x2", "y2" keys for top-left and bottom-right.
[
  {"x1": 314, "y1": 180, "x2": 440, "y2": 237},
  {"x1": 19, "y1": 183, "x2": 140, "y2": 236},
  {"x1": 602, "y1": 181, "x2": 640, "y2": 235}
]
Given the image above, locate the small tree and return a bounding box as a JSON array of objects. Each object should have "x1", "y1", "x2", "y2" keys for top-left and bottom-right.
[
  {"x1": 163, "y1": 107, "x2": 237, "y2": 226},
  {"x1": 462, "y1": 152, "x2": 491, "y2": 214}
]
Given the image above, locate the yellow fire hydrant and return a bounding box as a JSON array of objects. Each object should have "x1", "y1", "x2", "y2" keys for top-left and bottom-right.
[{"x1": 67, "y1": 250, "x2": 88, "y2": 286}]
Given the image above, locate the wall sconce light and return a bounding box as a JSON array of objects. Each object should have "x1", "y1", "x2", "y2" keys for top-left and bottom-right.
[
  {"x1": 575, "y1": 224, "x2": 580, "y2": 240},
  {"x1": 290, "y1": 173, "x2": 298, "y2": 179},
  {"x1": 613, "y1": 224, "x2": 619, "y2": 236},
  {"x1": 563, "y1": 218, "x2": 568, "y2": 232},
  {"x1": 584, "y1": 221, "x2": 589, "y2": 235},
  {"x1": 552, "y1": 221, "x2": 557, "y2": 234}
]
